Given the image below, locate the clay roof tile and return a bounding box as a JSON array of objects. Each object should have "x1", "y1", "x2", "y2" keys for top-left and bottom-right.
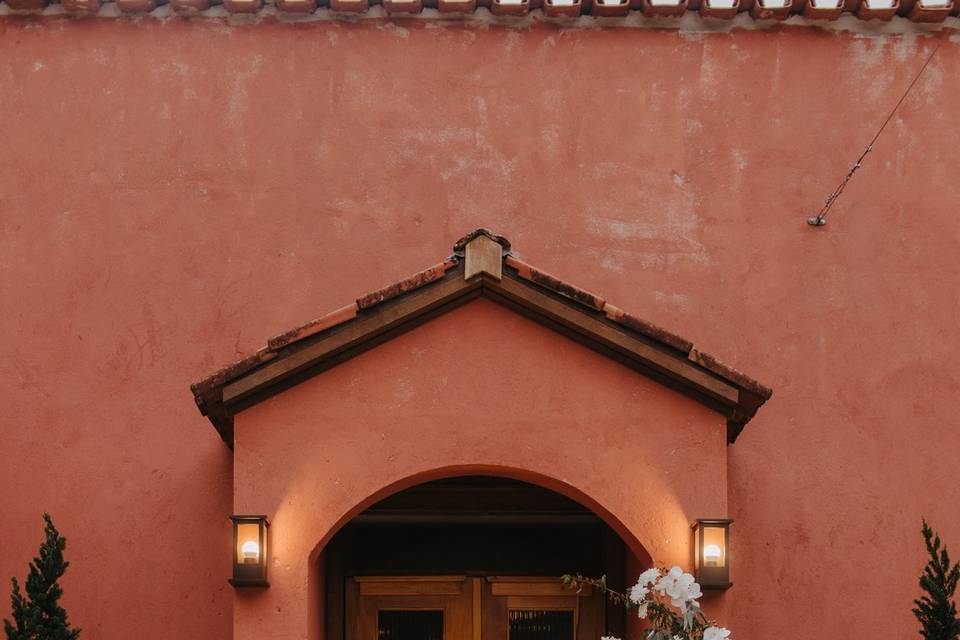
[
  {"x1": 190, "y1": 347, "x2": 277, "y2": 397},
  {"x1": 602, "y1": 303, "x2": 693, "y2": 354},
  {"x1": 2, "y1": 0, "x2": 950, "y2": 22},
  {"x1": 356, "y1": 259, "x2": 458, "y2": 311},
  {"x1": 505, "y1": 256, "x2": 605, "y2": 312},
  {"x1": 267, "y1": 302, "x2": 359, "y2": 351},
  {"x1": 688, "y1": 347, "x2": 773, "y2": 400}
]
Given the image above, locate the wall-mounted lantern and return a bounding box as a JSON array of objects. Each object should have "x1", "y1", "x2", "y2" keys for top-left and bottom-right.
[
  {"x1": 692, "y1": 519, "x2": 732, "y2": 590},
  {"x1": 230, "y1": 515, "x2": 269, "y2": 588}
]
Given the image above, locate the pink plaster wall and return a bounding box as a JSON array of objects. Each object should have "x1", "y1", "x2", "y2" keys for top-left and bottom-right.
[{"x1": 1, "y1": 16, "x2": 959, "y2": 640}]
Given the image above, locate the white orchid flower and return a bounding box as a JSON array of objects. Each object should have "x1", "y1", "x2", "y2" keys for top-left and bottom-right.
[{"x1": 703, "y1": 627, "x2": 731, "y2": 640}]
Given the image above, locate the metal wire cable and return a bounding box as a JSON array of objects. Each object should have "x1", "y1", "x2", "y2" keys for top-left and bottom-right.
[{"x1": 808, "y1": 32, "x2": 946, "y2": 227}]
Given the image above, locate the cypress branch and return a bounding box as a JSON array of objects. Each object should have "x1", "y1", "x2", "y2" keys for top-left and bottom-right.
[
  {"x1": 913, "y1": 519, "x2": 960, "y2": 640},
  {"x1": 3, "y1": 514, "x2": 80, "y2": 640}
]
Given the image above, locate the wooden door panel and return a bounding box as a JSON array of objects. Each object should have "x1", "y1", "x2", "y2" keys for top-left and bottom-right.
[
  {"x1": 480, "y1": 577, "x2": 508, "y2": 640},
  {"x1": 485, "y1": 577, "x2": 602, "y2": 640},
  {"x1": 346, "y1": 576, "x2": 602, "y2": 640},
  {"x1": 348, "y1": 577, "x2": 474, "y2": 640}
]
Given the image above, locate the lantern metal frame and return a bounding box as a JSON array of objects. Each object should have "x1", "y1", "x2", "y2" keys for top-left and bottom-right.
[
  {"x1": 230, "y1": 515, "x2": 270, "y2": 588},
  {"x1": 692, "y1": 518, "x2": 732, "y2": 590}
]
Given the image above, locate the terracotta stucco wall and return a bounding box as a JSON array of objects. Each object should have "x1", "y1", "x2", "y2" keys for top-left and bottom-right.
[{"x1": 2, "y1": 17, "x2": 959, "y2": 640}]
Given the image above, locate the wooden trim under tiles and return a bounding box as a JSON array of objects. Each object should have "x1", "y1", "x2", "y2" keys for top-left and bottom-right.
[{"x1": 194, "y1": 232, "x2": 770, "y2": 447}]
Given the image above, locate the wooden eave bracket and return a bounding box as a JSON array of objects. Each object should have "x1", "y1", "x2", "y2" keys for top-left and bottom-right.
[{"x1": 193, "y1": 231, "x2": 771, "y2": 449}]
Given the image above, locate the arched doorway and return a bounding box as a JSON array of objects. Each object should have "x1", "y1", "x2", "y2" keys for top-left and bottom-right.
[{"x1": 321, "y1": 475, "x2": 646, "y2": 640}]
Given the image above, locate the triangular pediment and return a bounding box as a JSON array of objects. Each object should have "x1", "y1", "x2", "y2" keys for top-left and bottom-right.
[{"x1": 191, "y1": 229, "x2": 772, "y2": 448}]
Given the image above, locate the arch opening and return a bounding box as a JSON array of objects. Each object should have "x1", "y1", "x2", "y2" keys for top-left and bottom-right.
[
  {"x1": 315, "y1": 471, "x2": 653, "y2": 640},
  {"x1": 310, "y1": 465, "x2": 654, "y2": 565}
]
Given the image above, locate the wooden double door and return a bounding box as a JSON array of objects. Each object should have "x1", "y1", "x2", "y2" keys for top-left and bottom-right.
[{"x1": 347, "y1": 576, "x2": 603, "y2": 640}]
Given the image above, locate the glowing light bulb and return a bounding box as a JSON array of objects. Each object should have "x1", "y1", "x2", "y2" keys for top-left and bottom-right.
[
  {"x1": 704, "y1": 544, "x2": 722, "y2": 567},
  {"x1": 242, "y1": 540, "x2": 260, "y2": 564}
]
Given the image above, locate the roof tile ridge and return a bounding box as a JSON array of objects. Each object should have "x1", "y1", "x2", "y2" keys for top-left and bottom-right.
[
  {"x1": 189, "y1": 230, "x2": 773, "y2": 419},
  {"x1": 503, "y1": 253, "x2": 695, "y2": 357},
  {"x1": 4, "y1": 2, "x2": 959, "y2": 24},
  {"x1": 601, "y1": 302, "x2": 693, "y2": 354},
  {"x1": 191, "y1": 346, "x2": 277, "y2": 397},
  {"x1": 688, "y1": 347, "x2": 773, "y2": 400},
  {"x1": 355, "y1": 258, "x2": 459, "y2": 310},
  {"x1": 267, "y1": 301, "x2": 359, "y2": 351},
  {"x1": 190, "y1": 257, "x2": 459, "y2": 395},
  {"x1": 501, "y1": 252, "x2": 770, "y2": 399},
  {"x1": 504, "y1": 255, "x2": 605, "y2": 311}
]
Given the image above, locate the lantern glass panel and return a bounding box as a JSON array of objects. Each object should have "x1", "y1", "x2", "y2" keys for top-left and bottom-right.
[
  {"x1": 702, "y1": 525, "x2": 726, "y2": 568},
  {"x1": 236, "y1": 523, "x2": 261, "y2": 565}
]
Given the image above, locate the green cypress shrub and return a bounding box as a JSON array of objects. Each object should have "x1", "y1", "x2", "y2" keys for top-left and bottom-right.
[
  {"x1": 4, "y1": 514, "x2": 80, "y2": 640},
  {"x1": 914, "y1": 519, "x2": 960, "y2": 640}
]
